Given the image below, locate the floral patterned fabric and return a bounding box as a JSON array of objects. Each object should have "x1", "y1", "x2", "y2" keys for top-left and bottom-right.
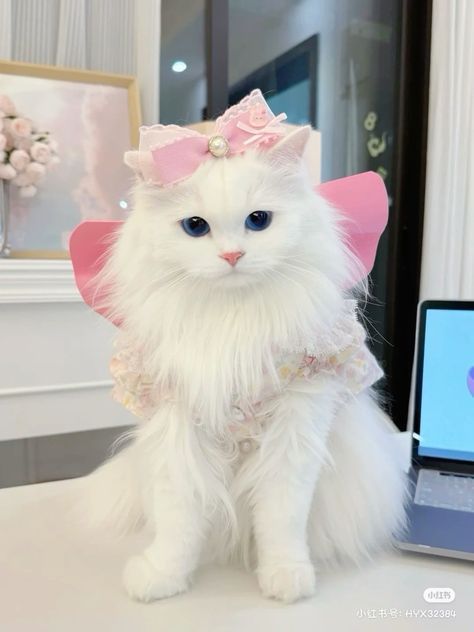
[{"x1": 110, "y1": 300, "x2": 383, "y2": 424}]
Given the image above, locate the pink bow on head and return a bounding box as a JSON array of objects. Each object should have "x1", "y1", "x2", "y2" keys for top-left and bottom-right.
[{"x1": 126, "y1": 89, "x2": 287, "y2": 187}]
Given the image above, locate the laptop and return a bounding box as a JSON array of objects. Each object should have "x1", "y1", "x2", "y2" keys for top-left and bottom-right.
[{"x1": 398, "y1": 300, "x2": 474, "y2": 561}]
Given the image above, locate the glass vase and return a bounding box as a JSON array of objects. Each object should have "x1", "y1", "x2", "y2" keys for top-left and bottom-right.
[{"x1": 0, "y1": 180, "x2": 11, "y2": 257}]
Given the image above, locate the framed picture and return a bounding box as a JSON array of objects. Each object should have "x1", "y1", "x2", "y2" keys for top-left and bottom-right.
[{"x1": 0, "y1": 60, "x2": 141, "y2": 259}]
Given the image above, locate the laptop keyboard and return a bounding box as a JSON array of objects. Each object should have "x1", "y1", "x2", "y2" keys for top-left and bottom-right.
[{"x1": 415, "y1": 468, "x2": 474, "y2": 513}]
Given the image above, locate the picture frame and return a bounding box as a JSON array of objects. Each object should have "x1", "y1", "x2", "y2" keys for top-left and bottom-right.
[{"x1": 0, "y1": 60, "x2": 141, "y2": 259}]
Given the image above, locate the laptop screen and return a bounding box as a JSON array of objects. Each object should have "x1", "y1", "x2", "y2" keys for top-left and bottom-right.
[{"x1": 418, "y1": 306, "x2": 474, "y2": 462}]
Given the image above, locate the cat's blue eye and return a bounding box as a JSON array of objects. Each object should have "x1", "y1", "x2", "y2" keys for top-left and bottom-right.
[
  {"x1": 181, "y1": 216, "x2": 210, "y2": 237},
  {"x1": 245, "y1": 210, "x2": 272, "y2": 231}
]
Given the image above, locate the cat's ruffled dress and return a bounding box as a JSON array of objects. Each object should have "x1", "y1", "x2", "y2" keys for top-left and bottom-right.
[{"x1": 109, "y1": 300, "x2": 383, "y2": 439}]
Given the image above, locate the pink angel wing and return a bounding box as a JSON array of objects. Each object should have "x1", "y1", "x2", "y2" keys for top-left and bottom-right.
[
  {"x1": 69, "y1": 219, "x2": 123, "y2": 324},
  {"x1": 315, "y1": 171, "x2": 388, "y2": 285},
  {"x1": 70, "y1": 171, "x2": 388, "y2": 324}
]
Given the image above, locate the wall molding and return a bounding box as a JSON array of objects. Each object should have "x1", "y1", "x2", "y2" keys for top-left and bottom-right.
[
  {"x1": 0, "y1": 259, "x2": 81, "y2": 303},
  {"x1": 0, "y1": 379, "x2": 113, "y2": 399}
]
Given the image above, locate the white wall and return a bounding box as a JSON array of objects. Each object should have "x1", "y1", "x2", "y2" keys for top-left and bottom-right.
[{"x1": 0, "y1": 260, "x2": 135, "y2": 442}]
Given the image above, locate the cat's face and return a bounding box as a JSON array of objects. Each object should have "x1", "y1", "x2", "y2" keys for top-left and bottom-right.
[
  {"x1": 136, "y1": 157, "x2": 308, "y2": 288},
  {"x1": 127, "y1": 128, "x2": 334, "y2": 290}
]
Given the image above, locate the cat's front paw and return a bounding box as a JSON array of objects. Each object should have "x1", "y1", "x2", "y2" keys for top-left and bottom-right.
[
  {"x1": 257, "y1": 562, "x2": 317, "y2": 603},
  {"x1": 123, "y1": 554, "x2": 189, "y2": 602}
]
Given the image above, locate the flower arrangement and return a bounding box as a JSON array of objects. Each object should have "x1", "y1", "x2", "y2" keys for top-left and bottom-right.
[{"x1": 0, "y1": 94, "x2": 59, "y2": 198}]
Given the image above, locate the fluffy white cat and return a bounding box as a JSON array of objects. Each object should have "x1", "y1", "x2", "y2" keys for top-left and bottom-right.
[{"x1": 82, "y1": 125, "x2": 407, "y2": 603}]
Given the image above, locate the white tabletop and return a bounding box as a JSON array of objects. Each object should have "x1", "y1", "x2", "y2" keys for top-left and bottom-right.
[
  {"x1": 0, "y1": 416, "x2": 472, "y2": 631},
  {"x1": 1, "y1": 476, "x2": 473, "y2": 631}
]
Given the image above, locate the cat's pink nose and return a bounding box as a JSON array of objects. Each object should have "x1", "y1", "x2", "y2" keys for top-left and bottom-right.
[{"x1": 219, "y1": 251, "x2": 244, "y2": 266}]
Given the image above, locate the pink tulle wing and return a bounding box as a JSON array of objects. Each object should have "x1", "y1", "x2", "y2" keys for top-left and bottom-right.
[
  {"x1": 315, "y1": 171, "x2": 388, "y2": 285},
  {"x1": 69, "y1": 219, "x2": 122, "y2": 323}
]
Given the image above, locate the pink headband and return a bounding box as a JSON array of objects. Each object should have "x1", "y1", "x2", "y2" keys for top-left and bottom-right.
[{"x1": 126, "y1": 89, "x2": 287, "y2": 187}]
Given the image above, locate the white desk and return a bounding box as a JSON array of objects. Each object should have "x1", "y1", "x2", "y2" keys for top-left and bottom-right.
[{"x1": 1, "y1": 476, "x2": 473, "y2": 631}]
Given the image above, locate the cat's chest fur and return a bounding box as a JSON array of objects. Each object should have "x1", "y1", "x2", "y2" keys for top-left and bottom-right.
[
  {"x1": 117, "y1": 282, "x2": 326, "y2": 423},
  {"x1": 112, "y1": 296, "x2": 378, "y2": 433}
]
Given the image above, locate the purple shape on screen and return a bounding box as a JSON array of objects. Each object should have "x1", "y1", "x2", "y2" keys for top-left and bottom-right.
[{"x1": 468, "y1": 367, "x2": 474, "y2": 396}]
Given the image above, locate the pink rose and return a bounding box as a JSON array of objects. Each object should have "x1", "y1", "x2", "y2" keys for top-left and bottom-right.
[
  {"x1": 4, "y1": 134, "x2": 14, "y2": 151},
  {"x1": 19, "y1": 184, "x2": 37, "y2": 198},
  {"x1": 30, "y1": 141, "x2": 51, "y2": 164},
  {"x1": 10, "y1": 117, "x2": 33, "y2": 138},
  {"x1": 0, "y1": 150, "x2": 5, "y2": 162},
  {"x1": 0, "y1": 95, "x2": 17, "y2": 116},
  {"x1": 48, "y1": 138, "x2": 58, "y2": 153},
  {"x1": 0, "y1": 133, "x2": 6, "y2": 151},
  {"x1": 0, "y1": 118, "x2": 3, "y2": 133},
  {"x1": 17, "y1": 137, "x2": 32, "y2": 152},
  {"x1": 13, "y1": 172, "x2": 33, "y2": 186},
  {"x1": 0, "y1": 163, "x2": 16, "y2": 180},
  {"x1": 25, "y1": 161, "x2": 46, "y2": 183},
  {"x1": 9, "y1": 149, "x2": 30, "y2": 171}
]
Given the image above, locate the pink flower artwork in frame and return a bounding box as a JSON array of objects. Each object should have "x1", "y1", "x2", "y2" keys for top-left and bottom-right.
[{"x1": 0, "y1": 61, "x2": 140, "y2": 258}]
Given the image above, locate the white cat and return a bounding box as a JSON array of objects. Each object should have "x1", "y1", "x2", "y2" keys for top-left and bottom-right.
[{"x1": 81, "y1": 122, "x2": 407, "y2": 604}]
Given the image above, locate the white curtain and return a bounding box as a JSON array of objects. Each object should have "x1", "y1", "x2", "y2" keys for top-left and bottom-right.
[
  {"x1": 0, "y1": 0, "x2": 160, "y2": 124},
  {"x1": 420, "y1": 0, "x2": 474, "y2": 299}
]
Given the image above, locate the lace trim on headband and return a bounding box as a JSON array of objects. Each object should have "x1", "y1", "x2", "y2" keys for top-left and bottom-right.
[{"x1": 215, "y1": 89, "x2": 269, "y2": 129}]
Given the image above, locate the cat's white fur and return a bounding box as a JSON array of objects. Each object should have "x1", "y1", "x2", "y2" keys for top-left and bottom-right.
[{"x1": 82, "y1": 127, "x2": 407, "y2": 603}]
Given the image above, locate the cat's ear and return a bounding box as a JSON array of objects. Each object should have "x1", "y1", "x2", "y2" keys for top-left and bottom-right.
[
  {"x1": 124, "y1": 150, "x2": 141, "y2": 175},
  {"x1": 267, "y1": 125, "x2": 312, "y2": 163}
]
